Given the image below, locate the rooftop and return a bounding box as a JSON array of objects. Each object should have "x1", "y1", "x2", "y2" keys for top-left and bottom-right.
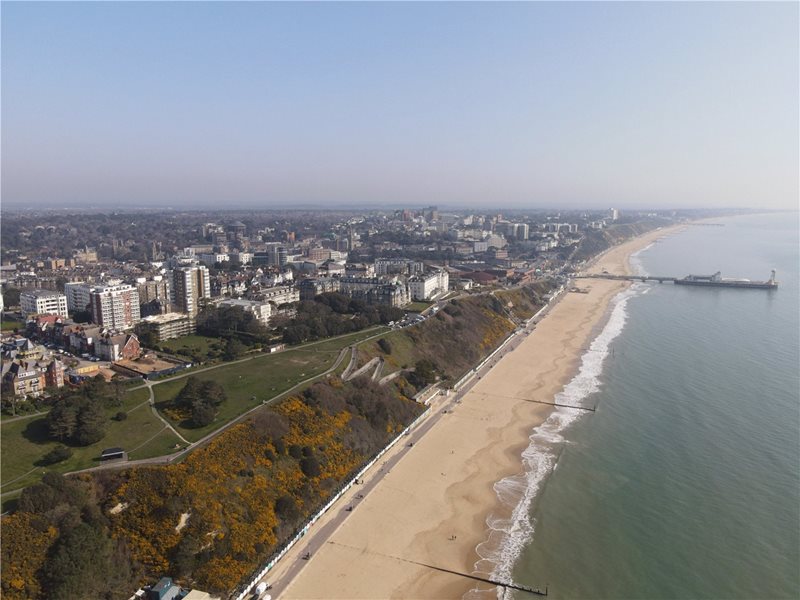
[
  {"x1": 141, "y1": 312, "x2": 193, "y2": 324},
  {"x1": 21, "y1": 289, "x2": 64, "y2": 298}
]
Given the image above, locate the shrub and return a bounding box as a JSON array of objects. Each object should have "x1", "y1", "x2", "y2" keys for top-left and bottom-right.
[
  {"x1": 300, "y1": 456, "x2": 321, "y2": 478},
  {"x1": 40, "y1": 445, "x2": 73, "y2": 466},
  {"x1": 377, "y1": 338, "x2": 392, "y2": 355},
  {"x1": 114, "y1": 411, "x2": 127, "y2": 422}
]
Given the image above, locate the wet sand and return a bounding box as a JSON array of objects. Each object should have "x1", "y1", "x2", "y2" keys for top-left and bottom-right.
[{"x1": 278, "y1": 226, "x2": 681, "y2": 600}]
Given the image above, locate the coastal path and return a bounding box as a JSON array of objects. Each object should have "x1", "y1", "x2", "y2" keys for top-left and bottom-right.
[{"x1": 262, "y1": 325, "x2": 538, "y2": 600}]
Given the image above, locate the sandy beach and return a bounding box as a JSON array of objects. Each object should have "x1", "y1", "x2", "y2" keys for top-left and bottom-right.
[{"x1": 276, "y1": 226, "x2": 682, "y2": 600}]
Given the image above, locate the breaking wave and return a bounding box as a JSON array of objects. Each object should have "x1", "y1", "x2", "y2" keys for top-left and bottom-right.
[{"x1": 468, "y1": 284, "x2": 643, "y2": 598}]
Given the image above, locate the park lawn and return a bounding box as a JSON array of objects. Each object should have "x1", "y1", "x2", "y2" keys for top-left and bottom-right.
[
  {"x1": 404, "y1": 301, "x2": 432, "y2": 313},
  {"x1": 152, "y1": 327, "x2": 389, "y2": 442},
  {"x1": 125, "y1": 386, "x2": 152, "y2": 405},
  {"x1": 159, "y1": 334, "x2": 225, "y2": 360},
  {"x1": 127, "y1": 428, "x2": 185, "y2": 460},
  {"x1": 0, "y1": 384, "x2": 150, "y2": 423},
  {"x1": 0, "y1": 394, "x2": 180, "y2": 495},
  {"x1": 153, "y1": 347, "x2": 337, "y2": 441},
  {"x1": 302, "y1": 327, "x2": 388, "y2": 352}
]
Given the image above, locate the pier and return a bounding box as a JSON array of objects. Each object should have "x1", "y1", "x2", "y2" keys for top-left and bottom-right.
[
  {"x1": 577, "y1": 273, "x2": 676, "y2": 283},
  {"x1": 576, "y1": 269, "x2": 778, "y2": 289}
]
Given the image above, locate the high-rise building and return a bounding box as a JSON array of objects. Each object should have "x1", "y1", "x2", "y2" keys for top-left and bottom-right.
[
  {"x1": 89, "y1": 284, "x2": 141, "y2": 330},
  {"x1": 135, "y1": 277, "x2": 170, "y2": 306},
  {"x1": 64, "y1": 282, "x2": 95, "y2": 313},
  {"x1": 20, "y1": 290, "x2": 69, "y2": 318},
  {"x1": 171, "y1": 265, "x2": 211, "y2": 316}
]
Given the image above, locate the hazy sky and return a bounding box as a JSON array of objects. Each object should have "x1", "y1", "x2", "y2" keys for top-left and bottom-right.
[{"x1": 2, "y1": 2, "x2": 798, "y2": 210}]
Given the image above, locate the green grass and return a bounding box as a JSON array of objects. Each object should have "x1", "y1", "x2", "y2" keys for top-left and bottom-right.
[
  {"x1": 159, "y1": 334, "x2": 225, "y2": 360},
  {"x1": 357, "y1": 330, "x2": 417, "y2": 376},
  {"x1": 125, "y1": 386, "x2": 152, "y2": 405},
  {"x1": 152, "y1": 327, "x2": 387, "y2": 442},
  {"x1": 127, "y1": 428, "x2": 185, "y2": 460},
  {"x1": 0, "y1": 391, "x2": 181, "y2": 495},
  {"x1": 0, "y1": 327, "x2": 388, "y2": 498},
  {"x1": 1, "y1": 319, "x2": 24, "y2": 331},
  {"x1": 404, "y1": 301, "x2": 432, "y2": 313}
]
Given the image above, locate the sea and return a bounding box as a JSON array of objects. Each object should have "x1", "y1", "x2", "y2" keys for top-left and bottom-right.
[{"x1": 474, "y1": 212, "x2": 800, "y2": 599}]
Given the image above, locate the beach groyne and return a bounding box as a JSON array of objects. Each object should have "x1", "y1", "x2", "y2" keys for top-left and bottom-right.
[
  {"x1": 277, "y1": 227, "x2": 683, "y2": 600},
  {"x1": 232, "y1": 407, "x2": 429, "y2": 600}
]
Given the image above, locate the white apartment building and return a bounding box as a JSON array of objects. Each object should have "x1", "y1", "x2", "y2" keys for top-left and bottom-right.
[
  {"x1": 89, "y1": 284, "x2": 141, "y2": 330},
  {"x1": 20, "y1": 289, "x2": 69, "y2": 318},
  {"x1": 218, "y1": 298, "x2": 272, "y2": 325},
  {"x1": 135, "y1": 312, "x2": 196, "y2": 342},
  {"x1": 198, "y1": 253, "x2": 229, "y2": 267},
  {"x1": 408, "y1": 270, "x2": 450, "y2": 301}
]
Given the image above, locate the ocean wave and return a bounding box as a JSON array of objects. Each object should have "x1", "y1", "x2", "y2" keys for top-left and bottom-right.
[
  {"x1": 629, "y1": 243, "x2": 654, "y2": 276},
  {"x1": 467, "y1": 286, "x2": 641, "y2": 599}
]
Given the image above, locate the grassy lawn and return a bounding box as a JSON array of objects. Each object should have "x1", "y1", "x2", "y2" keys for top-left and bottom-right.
[
  {"x1": 159, "y1": 334, "x2": 225, "y2": 361},
  {"x1": 125, "y1": 386, "x2": 152, "y2": 405},
  {"x1": 0, "y1": 327, "x2": 387, "y2": 498},
  {"x1": 357, "y1": 330, "x2": 417, "y2": 376},
  {"x1": 0, "y1": 391, "x2": 181, "y2": 495},
  {"x1": 128, "y1": 428, "x2": 185, "y2": 460},
  {"x1": 152, "y1": 327, "x2": 388, "y2": 442},
  {"x1": 404, "y1": 301, "x2": 432, "y2": 313},
  {"x1": 1, "y1": 319, "x2": 24, "y2": 331},
  {"x1": 1, "y1": 385, "x2": 150, "y2": 422}
]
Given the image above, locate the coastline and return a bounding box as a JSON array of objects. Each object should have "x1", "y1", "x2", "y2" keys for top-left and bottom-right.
[{"x1": 278, "y1": 225, "x2": 684, "y2": 600}]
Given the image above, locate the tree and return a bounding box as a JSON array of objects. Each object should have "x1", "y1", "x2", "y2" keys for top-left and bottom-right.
[
  {"x1": 200, "y1": 380, "x2": 226, "y2": 406},
  {"x1": 44, "y1": 523, "x2": 112, "y2": 600},
  {"x1": 73, "y1": 400, "x2": 107, "y2": 446},
  {"x1": 191, "y1": 401, "x2": 216, "y2": 427},
  {"x1": 46, "y1": 396, "x2": 107, "y2": 446},
  {"x1": 377, "y1": 338, "x2": 392, "y2": 354},
  {"x1": 174, "y1": 377, "x2": 226, "y2": 426},
  {"x1": 410, "y1": 359, "x2": 437, "y2": 388},
  {"x1": 223, "y1": 338, "x2": 246, "y2": 360},
  {"x1": 174, "y1": 376, "x2": 203, "y2": 411},
  {"x1": 274, "y1": 495, "x2": 300, "y2": 521},
  {"x1": 300, "y1": 456, "x2": 321, "y2": 478},
  {"x1": 40, "y1": 445, "x2": 73, "y2": 466},
  {"x1": 2, "y1": 286, "x2": 21, "y2": 307},
  {"x1": 47, "y1": 400, "x2": 78, "y2": 442}
]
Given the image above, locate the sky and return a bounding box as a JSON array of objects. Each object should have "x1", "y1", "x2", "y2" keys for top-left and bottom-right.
[{"x1": 2, "y1": 2, "x2": 798, "y2": 211}]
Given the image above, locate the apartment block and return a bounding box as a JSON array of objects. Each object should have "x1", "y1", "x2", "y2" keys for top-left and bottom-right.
[
  {"x1": 89, "y1": 284, "x2": 141, "y2": 330},
  {"x1": 171, "y1": 265, "x2": 211, "y2": 316},
  {"x1": 64, "y1": 282, "x2": 94, "y2": 313},
  {"x1": 408, "y1": 269, "x2": 450, "y2": 301},
  {"x1": 218, "y1": 298, "x2": 272, "y2": 325},
  {"x1": 20, "y1": 289, "x2": 69, "y2": 318},
  {"x1": 135, "y1": 313, "x2": 197, "y2": 342}
]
